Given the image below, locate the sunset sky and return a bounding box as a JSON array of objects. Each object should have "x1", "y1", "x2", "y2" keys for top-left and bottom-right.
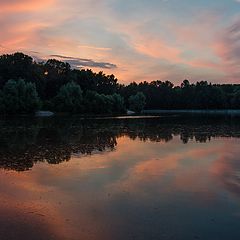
[{"x1": 0, "y1": 0, "x2": 240, "y2": 84}]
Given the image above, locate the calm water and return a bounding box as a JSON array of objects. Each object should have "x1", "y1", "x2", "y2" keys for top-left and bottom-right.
[{"x1": 1, "y1": 115, "x2": 240, "y2": 240}]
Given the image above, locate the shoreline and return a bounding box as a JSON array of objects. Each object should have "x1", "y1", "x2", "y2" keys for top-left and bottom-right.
[{"x1": 143, "y1": 109, "x2": 240, "y2": 115}]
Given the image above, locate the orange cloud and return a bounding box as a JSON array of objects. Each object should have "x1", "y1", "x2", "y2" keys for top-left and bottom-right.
[
  {"x1": 134, "y1": 40, "x2": 182, "y2": 62},
  {"x1": 187, "y1": 59, "x2": 220, "y2": 69},
  {"x1": 108, "y1": 139, "x2": 222, "y2": 199},
  {"x1": 0, "y1": 0, "x2": 54, "y2": 12}
]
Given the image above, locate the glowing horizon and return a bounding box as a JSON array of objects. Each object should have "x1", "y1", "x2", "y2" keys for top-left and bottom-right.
[{"x1": 1, "y1": 0, "x2": 240, "y2": 84}]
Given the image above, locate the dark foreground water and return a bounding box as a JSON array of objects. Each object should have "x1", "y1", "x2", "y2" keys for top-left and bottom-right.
[{"x1": 1, "y1": 115, "x2": 240, "y2": 240}]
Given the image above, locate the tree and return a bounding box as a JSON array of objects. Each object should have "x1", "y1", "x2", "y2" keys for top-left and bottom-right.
[
  {"x1": 231, "y1": 89, "x2": 240, "y2": 109},
  {"x1": 111, "y1": 93, "x2": 126, "y2": 113},
  {"x1": 53, "y1": 82, "x2": 83, "y2": 113},
  {"x1": 3, "y1": 79, "x2": 40, "y2": 114},
  {"x1": 0, "y1": 90, "x2": 5, "y2": 113},
  {"x1": 83, "y1": 91, "x2": 111, "y2": 114},
  {"x1": 0, "y1": 52, "x2": 42, "y2": 89},
  {"x1": 128, "y1": 92, "x2": 146, "y2": 113},
  {"x1": 181, "y1": 79, "x2": 190, "y2": 89},
  {"x1": 1, "y1": 52, "x2": 240, "y2": 114},
  {"x1": 95, "y1": 72, "x2": 119, "y2": 95},
  {"x1": 43, "y1": 59, "x2": 72, "y2": 99}
]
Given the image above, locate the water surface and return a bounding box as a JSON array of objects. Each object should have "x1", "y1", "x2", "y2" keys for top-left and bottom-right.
[{"x1": 1, "y1": 115, "x2": 240, "y2": 240}]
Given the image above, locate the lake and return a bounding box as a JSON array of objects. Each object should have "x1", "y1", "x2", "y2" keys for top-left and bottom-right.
[{"x1": 1, "y1": 115, "x2": 240, "y2": 240}]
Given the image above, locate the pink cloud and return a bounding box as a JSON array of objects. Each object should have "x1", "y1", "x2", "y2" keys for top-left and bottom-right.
[
  {"x1": 0, "y1": 0, "x2": 54, "y2": 12},
  {"x1": 134, "y1": 39, "x2": 182, "y2": 62},
  {"x1": 0, "y1": 0, "x2": 239, "y2": 84}
]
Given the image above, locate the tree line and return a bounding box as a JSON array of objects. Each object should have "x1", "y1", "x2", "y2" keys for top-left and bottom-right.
[{"x1": 0, "y1": 52, "x2": 240, "y2": 114}]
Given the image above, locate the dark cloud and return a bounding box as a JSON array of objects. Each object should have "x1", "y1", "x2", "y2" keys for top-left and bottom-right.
[
  {"x1": 0, "y1": 51, "x2": 117, "y2": 70},
  {"x1": 49, "y1": 54, "x2": 117, "y2": 69}
]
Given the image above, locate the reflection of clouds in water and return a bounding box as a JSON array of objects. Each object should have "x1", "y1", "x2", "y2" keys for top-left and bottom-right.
[
  {"x1": 2, "y1": 117, "x2": 240, "y2": 239},
  {"x1": 0, "y1": 207, "x2": 57, "y2": 240},
  {"x1": 211, "y1": 140, "x2": 240, "y2": 197},
  {"x1": 107, "y1": 138, "x2": 222, "y2": 202},
  {"x1": 0, "y1": 170, "x2": 74, "y2": 240},
  {"x1": 0, "y1": 135, "x2": 240, "y2": 239}
]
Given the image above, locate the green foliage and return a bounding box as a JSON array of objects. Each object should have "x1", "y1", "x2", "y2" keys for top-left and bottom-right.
[
  {"x1": 84, "y1": 91, "x2": 112, "y2": 114},
  {"x1": 83, "y1": 91, "x2": 125, "y2": 114},
  {"x1": 111, "y1": 93, "x2": 126, "y2": 113},
  {"x1": 53, "y1": 82, "x2": 83, "y2": 113},
  {"x1": 128, "y1": 92, "x2": 146, "y2": 113},
  {"x1": 1, "y1": 52, "x2": 240, "y2": 114},
  {"x1": 2, "y1": 79, "x2": 40, "y2": 114}
]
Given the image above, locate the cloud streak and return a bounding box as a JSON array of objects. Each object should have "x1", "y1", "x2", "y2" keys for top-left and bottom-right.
[{"x1": 49, "y1": 54, "x2": 117, "y2": 69}]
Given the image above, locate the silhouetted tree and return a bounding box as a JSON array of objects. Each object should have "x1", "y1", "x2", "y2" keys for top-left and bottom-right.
[
  {"x1": 43, "y1": 59, "x2": 72, "y2": 99},
  {"x1": 1, "y1": 52, "x2": 240, "y2": 114}
]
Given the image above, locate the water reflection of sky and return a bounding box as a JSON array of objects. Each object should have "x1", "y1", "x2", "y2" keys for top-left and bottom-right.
[{"x1": 1, "y1": 132, "x2": 240, "y2": 240}]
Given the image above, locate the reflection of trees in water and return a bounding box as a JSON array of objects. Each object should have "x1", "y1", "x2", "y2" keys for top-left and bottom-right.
[
  {"x1": 0, "y1": 118, "x2": 118, "y2": 171},
  {"x1": 0, "y1": 115, "x2": 240, "y2": 171},
  {"x1": 123, "y1": 116, "x2": 240, "y2": 144}
]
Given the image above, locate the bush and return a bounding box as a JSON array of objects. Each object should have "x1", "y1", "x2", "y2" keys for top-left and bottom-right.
[
  {"x1": 84, "y1": 91, "x2": 109, "y2": 114},
  {"x1": 3, "y1": 79, "x2": 40, "y2": 114},
  {"x1": 111, "y1": 93, "x2": 126, "y2": 113},
  {"x1": 128, "y1": 92, "x2": 146, "y2": 113},
  {"x1": 83, "y1": 91, "x2": 126, "y2": 114},
  {"x1": 53, "y1": 82, "x2": 83, "y2": 113}
]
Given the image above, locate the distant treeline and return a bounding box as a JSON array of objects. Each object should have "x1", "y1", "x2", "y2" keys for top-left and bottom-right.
[{"x1": 0, "y1": 52, "x2": 240, "y2": 114}]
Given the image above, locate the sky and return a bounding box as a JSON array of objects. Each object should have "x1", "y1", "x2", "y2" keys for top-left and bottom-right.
[{"x1": 0, "y1": 0, "x2": 240, "y2": 84}]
